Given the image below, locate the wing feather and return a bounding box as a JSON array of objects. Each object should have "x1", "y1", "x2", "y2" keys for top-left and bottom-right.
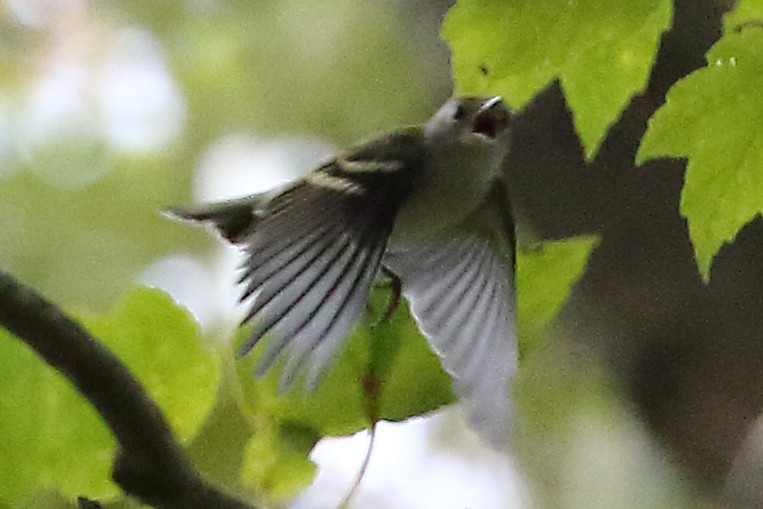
[
  {"x1": 240, "y1": 188, "x2": 346, "y2": 279},
  {"x1": 429, "y1": 240, "x2": 490, "y2": 348},
  {"x1": 279, "y1": 226, "x2": 388, "y2": 387},
  {"x1": 238, "y1": 215, "x2": 348, "y2": 308},
  {"x1": 443, "y1": 244, "x2": 496, "y2": 370},
  {"x1": 414, "y1": 237, "x2": 480, "y2": 323},
  {"x1": 169, "y1": 130, "x2": 424, "y2": 388},
  {"x1": 232, "y1": 146, "x2": 417, "y2": 386},
  {"x1": 459, "y1": 256, "x2": 501, "y2": 378},
  {"x1": 383, "y1": 194, "x2": 516, "y2": 447},
  {"x1": 306, "y1": 235, "x2": 387, "y2": 386}
]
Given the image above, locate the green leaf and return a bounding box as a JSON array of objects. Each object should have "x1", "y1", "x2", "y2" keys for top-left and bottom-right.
[
  {"x1": 0, "y1": 329, "x2": 112, "y2": 503},
  {"x1": 82, "y1": 287, "x2": 221, "y2": 441},
  {"x1": 723, "y1": 0, "x2": 763, "y2": 32},
  {"x1": 443, "y1": 0, "x2": 672, "y2": 159},
  {"x1": 16, "y1": 489, "x2": 78, "y2": 509},
  {"x1": 637, "y1": 29, "x2": 763, "y2": 280},
  {"x1": 186, "y1": 364, "x2": 254, "y2": 495},
  {"x1": 0, "y1": 286, "x2": 220, "y2": 504},
  {"x1": 517, "y1": 236, "x2": 599, "y2": 356},
  {"x1": 239, "y1": 422, "x2": 318, "y2": 504}
]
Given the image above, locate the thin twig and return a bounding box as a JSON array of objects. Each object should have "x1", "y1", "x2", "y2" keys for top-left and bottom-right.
[
  {"x1": 0, "y1": 270, "x2": 254, "y2": 509},
  {"x1": 337, "y1": 424, "x2": 377, "y2": 509}
]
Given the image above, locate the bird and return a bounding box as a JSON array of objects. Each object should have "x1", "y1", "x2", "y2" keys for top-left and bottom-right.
[{"x1": 166, "y1": 95, "x2": 517, "y2": 446}]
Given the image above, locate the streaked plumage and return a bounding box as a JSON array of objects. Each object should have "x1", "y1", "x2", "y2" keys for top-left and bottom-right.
[{"x1": 167, "y1": 96, "x2": 517, "y2": 447}]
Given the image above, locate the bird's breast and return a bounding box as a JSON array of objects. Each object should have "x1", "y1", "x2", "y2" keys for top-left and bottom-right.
[{"x1": 387, "y1": 144, "x2": 499, "y2": 251}]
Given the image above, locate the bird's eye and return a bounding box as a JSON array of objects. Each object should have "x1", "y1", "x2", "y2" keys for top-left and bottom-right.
[{"x1": 453, "y1": 104, "x2": 466, "y2": 121}]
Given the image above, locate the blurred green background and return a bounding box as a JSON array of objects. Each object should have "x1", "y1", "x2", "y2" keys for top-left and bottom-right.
[{"x1": 0, "y1": 0, "x2": 450, "y2": 313}]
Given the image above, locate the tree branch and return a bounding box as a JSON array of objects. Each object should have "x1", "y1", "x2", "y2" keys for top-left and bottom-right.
[{"x1": 0, "y1": 270, "x2": 254, "y2": 509}]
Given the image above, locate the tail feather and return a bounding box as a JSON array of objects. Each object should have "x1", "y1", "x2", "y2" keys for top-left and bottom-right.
[{"x1": 163, "y1": 200, "x2": 260, "y2": 244}]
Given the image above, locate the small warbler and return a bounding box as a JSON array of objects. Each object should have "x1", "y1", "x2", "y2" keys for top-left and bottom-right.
[{"x1": 168, "y1": 96, "x2": 517, "y2": 446}]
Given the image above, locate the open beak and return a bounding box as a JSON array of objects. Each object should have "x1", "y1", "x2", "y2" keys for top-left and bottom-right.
[{"x1": 473, "y1": 96, "x2": 510, "y2": 139}]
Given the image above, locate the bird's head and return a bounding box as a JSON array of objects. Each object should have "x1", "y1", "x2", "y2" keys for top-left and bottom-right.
[{"x1": 424, "y1": 96, "x2": 512, "y2": 149}]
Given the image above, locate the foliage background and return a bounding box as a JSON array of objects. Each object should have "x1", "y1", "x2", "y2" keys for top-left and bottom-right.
[{"x1": 1, "y1": 0, "x2": 763, "y2": 508}]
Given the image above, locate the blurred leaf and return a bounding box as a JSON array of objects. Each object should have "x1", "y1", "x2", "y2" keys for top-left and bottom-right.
[
  {"x1": 443, "y1": 0, "x2": 672, "y2": 158},
  {"x1": 82, "y1": 287, "x2": 221, "y2": 442},
  {"x1": 17, "y1": 489, "x2": 77, "y2": 509},
  {"x1": 96, "y1": 499, "x2": 142, "y2": 509},
  {"x1": 517, "y1": 235, "x2": 599, "y2": 356},
  {"x1": 514, "y1": 236, "x2": 696, "y2": 505},
  {"x1": 723, "y1": 0, "x2": 763, "y2": 32},
  {"x1": 0, "y1": 157, "x2": 207, "y2": 311},
  {"x1": 121, "y1": 0, "x2": 432, "y2": 145},
  {"x1": 514, "y1": 341, "x2": 692, "y2": 509},
  {"x1": 240, "y1": 422, "x2": 318, "y2": 504},
  {"x1": 24, "y1": 133, "x2": 111, "y2": 190},
  {"x1": 374, "y1": 306, "x2": 455, "y2": 423},
  {"x1": 0, "y1": 327, "x2": 114, "y2": 503},
  {"x1": 0, "y1": 20, "x2": 40, "y2": 93},
  {"x1": 186, "y1": 362, "x2": 253, "y2": 495},
  {"x1": 637, "y1": 29, "x2": 763, "y2": 280},
  {"x1": 0, "y1": 286, "x2": 219, "y2": 504}
]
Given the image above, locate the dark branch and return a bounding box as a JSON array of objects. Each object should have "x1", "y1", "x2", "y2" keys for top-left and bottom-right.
[{"x1": 0, "y1": 270, "x2": 254, "y2": 509}]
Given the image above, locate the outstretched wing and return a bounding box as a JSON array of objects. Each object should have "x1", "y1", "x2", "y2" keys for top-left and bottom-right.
[
  {"x1": 236, "y1": 178, "x2": 394, "y2": 389},
  {"x1": 383, "y1": 184, "x2": 516, "y2": 447},
  {"x1": 171, "y1": 130, "x2": 425, "y2": 389}
]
